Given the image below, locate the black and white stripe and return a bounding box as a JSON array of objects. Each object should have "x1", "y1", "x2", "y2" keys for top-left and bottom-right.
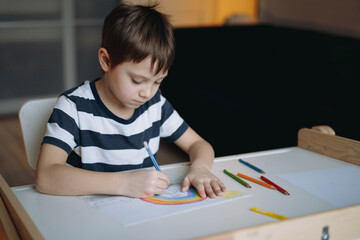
[{"x1": 42, "y1": 80, "x2": 188, "y2": 172}]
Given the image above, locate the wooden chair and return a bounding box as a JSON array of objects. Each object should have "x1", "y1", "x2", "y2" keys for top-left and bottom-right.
[
  {"x1": 0, "y1": 97, "x2": 58, "y2": 239},
  {"x1": 0, "y1": 174, "x2": 44, "y2": 239},
  {"x1": 18, "y1": 97, "x2": 57, "y2": 169},
  {"x1": 298, "y1": 125, "x2": 360, "y2": 166}
]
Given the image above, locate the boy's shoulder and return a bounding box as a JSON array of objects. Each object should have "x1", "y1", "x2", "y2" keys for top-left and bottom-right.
[
  {"x1": 60, "y1": 80, "x2": 95, "y2": 100},
  {"x1": 141, "y1": 89, "x2": 168, "y2": 111},
  {"x1": 148, "y1": 89, "x2": 162, "y2": 104}
]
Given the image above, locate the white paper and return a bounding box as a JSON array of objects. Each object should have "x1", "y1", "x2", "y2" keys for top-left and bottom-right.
[
  {"x1": 80, "y1": 184, "x2": 250, "y2": 226},
  {"x1": 279, "y1": 166, "x2": 360, "y2": 208},
  {"x1": 156, "y1": 184, "x2": 191, "y2": 198}
]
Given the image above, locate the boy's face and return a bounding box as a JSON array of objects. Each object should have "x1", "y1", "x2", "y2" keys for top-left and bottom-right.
[{"x1": 104, "y1": 56, "x2": 168, "y2": 111}]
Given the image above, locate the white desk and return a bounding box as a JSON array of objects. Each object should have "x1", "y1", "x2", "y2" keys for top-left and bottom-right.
[{"x1": 11, "y1": 147, "x2": 360, "y2": 240}]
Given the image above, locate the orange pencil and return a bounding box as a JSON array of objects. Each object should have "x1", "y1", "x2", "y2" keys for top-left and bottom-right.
[{"x1": 237, "y1": 173, "x2": 276, "y2": 190}]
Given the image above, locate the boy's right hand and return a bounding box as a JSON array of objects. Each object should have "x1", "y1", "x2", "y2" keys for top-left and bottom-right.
[{"x1": 121, "y1": 170, "x2": 170, "y2": 198}]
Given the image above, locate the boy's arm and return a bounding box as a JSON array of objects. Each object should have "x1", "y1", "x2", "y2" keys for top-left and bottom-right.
[
  {"x1": 35, "y1": 143, "x2": 169, "y2": 197},
  {"x1": 174, "y1": 127, "x2": 226, "y2": 198}
]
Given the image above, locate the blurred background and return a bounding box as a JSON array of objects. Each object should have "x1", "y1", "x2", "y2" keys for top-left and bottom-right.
[
  {"x1": 0, "y1": 0, "x2": 359, "y2": 115},
  {"x1": 1, "y1": 0, "x2": 258, "y2": 115}
]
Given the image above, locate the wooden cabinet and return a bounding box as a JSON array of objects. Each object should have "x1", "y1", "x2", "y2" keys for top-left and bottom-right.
[{"x1": 129, "y1": 0, "x2": 258, "y2": 27}]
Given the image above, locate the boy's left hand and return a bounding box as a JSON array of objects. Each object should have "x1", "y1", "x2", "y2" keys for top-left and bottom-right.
[{"x1": 181, "y1": 165, "x2": 226, "y2": 198}]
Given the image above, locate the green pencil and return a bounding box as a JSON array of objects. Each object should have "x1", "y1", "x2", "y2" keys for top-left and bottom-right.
[{"x1": 223, "y1": 169, "x2": 251, "y2": 188}]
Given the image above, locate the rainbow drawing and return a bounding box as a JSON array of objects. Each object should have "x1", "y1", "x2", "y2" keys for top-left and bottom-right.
[
  {"x1": 141, "y1": 185, "x2": 244, "y2": 205},
  {"x1": 141, "y1": 185, "x2": 205, "y2": 205}
]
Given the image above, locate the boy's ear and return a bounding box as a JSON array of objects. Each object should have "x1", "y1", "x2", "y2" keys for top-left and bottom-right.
[{"x1": 98, "y1": 48, "x2": 111, "y2": 72}]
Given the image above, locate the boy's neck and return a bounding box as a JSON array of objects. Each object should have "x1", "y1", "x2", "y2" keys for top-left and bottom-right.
[{"x1": 95, "y1": 78, "x2": 135, "y2": 120}]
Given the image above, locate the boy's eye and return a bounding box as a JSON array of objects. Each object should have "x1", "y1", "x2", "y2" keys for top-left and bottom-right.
[{"x1": 132, "y1": 79, "x2": 141, "y2": 84}]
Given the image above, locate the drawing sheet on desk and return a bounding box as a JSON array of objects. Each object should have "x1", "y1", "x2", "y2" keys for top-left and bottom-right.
[
  {"x1": 80, "y1": 184, "x2": 250, "y2": 226},
  {"x1": 279, "y1": 165, "x2": 360, "y2": 208}
]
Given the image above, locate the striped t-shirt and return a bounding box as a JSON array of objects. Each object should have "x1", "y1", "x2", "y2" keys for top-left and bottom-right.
[{"x1": 42, "y1": 80, "x2": 188, "y2": 172}]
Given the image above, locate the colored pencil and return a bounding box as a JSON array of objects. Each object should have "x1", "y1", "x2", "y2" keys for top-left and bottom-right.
[
  {"x1": 239, "y1": 159, "x2": 265, "y2": 174},
  {"x1": 237, "y1": 172, "x2": 276, "y2": 190},
  {"x1": 251, "y1": 207, "x2": 289, "y2": 220},
  {"x1": 260, "y1": 176, "x2": 290, "y2": 195},
  {"x1": 223, "y1": 169, "x2": 251, "y2": 188},
  {"x1": 143, "y1": 141, "x2": 161, "y2": 171}
]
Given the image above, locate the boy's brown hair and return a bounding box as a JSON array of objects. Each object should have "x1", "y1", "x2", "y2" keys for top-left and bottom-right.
[{"x1": 101, "y1": 3, "x2": 175, "y2": 74}]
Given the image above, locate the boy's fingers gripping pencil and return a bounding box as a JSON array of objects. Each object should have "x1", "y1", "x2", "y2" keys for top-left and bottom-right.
[
  {"x1": 239, "y1": 159, "x2": 265, "y2": 174},
  {"x1": 223, "y1": 169, "x2": 251, "y2": 188},
  {"x1": 260, "y1": 176, "x2": 290, "y2": 195},
  {"x1": 143, "y1": 141, "x2": 161, "y2": 171}
]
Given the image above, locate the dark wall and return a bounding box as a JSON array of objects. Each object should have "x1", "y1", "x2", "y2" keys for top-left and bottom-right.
[{"x1": 161, "y1": 25, "x2": 360, "y2": 157}]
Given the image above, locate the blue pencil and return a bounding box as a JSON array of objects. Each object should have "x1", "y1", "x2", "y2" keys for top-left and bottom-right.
[
  {"x1": 239, "y1": 159, "x2": 265, "y2": 174},
  {"x1": 143, "y1": 141, "x2": 161, "y2": 171}
]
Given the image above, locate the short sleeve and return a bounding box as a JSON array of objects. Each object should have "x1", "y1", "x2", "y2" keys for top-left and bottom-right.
[
  {"x1": 42, "y1": 95, "x2": 80, "y2": 154},
  {"x1": 159, "y1": 96, "x2": 189, "y2": 142}
]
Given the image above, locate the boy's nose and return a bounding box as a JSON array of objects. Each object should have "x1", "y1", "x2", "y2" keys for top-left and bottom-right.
[{"x1": 139, "y1": 87, "x2": 152, "y2": 98}]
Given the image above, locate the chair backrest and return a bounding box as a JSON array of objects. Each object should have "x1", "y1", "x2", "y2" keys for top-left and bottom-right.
[{"x1": 18, "y1": 97, "x2": 57, "y2": 169}]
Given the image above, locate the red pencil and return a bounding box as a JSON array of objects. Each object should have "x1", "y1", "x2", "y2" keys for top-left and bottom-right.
[{"x1": 260, "y1": 176, "x2": 290, "y2": 195}]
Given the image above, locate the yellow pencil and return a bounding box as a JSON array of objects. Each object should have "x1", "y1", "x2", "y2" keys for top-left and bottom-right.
[
  {"x1": 237, "y1": 172, "x2": 276, "y2": 190},
  {"x1": 251, "y1": 207, "x2": 289, "y2": 220}
]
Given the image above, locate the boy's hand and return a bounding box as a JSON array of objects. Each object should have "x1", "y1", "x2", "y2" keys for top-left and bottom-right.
[
  {"x1": 122, "y1": 170, "x2": 170, "y2": 198},
  {"x1": 181, "y1": 164, "x2": 226, "y2": 199}
]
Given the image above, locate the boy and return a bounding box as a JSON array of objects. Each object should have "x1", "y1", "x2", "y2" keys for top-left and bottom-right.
[{"x1": 36, "y1": 3, "x2": 226, "y2": 199}]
